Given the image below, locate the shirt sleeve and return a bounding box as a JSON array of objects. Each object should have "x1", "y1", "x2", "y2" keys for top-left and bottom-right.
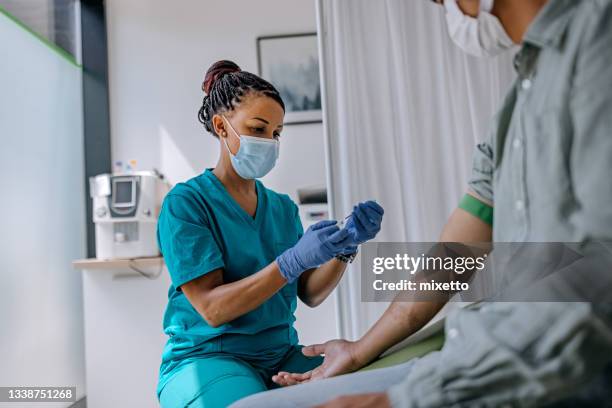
[
  {"x1": 467, "y1": 131, "x2": 495, "y2": 205},
  {"x1": 293, "y1": 201, "x2": 304, "y2": 240},
  {"x1": 158, "y1": 193, "x2": 224, "y2": 291},
  {"x1": 569, "y1": 0, "x2": 612, "y2": 241},
  {"x1": 280, "y1": 193, "x2": 304, "y2": 241},
  {"x1": 386, "y1": 302, "x2": 612, "y2": 408}
]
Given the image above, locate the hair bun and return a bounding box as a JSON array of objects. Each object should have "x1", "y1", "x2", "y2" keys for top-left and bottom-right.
[{"x1": 202, "y1": 60, "x2": 241, "y2": 94}]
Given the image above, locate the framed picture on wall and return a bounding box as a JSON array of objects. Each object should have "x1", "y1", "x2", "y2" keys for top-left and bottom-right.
[{"x1": 257, "y1": 33, "x2": 322, "y2": 125}]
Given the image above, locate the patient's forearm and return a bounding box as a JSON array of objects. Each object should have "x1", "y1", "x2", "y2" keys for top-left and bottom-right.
[
  {"x1": 354, "y1": 201, "x2": 493, "y2": 366},
  {"x1": 354, "y1": 301, "x2": 445, "y2": 366}
]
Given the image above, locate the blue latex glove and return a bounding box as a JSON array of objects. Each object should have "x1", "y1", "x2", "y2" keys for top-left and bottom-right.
[
  {"x1": 276, "y1": 220, "x2": 351, "y2": 283},
  {"x1": 339, "y1": 244, "x2": 359, "y2": 255},
  {"x1": 344, "y1": 201, "x2": 384, "y2": 246}
]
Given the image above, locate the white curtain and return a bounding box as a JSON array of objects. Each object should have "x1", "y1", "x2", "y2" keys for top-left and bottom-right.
[{"x1": 316, "y1": 0, "x2": 516, "y2": 339}]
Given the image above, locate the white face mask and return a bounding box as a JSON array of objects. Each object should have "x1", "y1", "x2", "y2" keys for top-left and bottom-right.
[{"x1": 444, "y1": 0, "x2": 514, "y2": 58}]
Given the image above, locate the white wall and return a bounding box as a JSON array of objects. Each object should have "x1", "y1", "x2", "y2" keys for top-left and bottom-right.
[
  {"x1": 0, "y1": 10, "x2": 86, "y2": 407},
  {"x1": 105, "y1": 0, "x2": 335, "y2": 352},
  {"x1": 105, "y1": 0, "x2": 326, "y2": 197}
]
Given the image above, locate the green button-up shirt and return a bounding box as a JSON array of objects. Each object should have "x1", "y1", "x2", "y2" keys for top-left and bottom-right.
[
  {"x1": 468, "y1": 0, "x2": 612, "y2": 242},
  {"x1": 389, "y1": 1, "x2": 612, "y2": 406}
]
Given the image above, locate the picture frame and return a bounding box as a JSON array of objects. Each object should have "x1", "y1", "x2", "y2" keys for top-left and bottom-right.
[{"x1": 256, "y1": 33, "x2": 322, "y2": 125}]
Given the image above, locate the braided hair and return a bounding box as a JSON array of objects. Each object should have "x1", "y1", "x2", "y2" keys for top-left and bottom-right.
[{"x1": 198, "y1": 60, "x2": 285, "y2": 137}]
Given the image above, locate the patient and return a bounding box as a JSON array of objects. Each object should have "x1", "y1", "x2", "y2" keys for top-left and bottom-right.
[{"x1": 230, "y1": 0, "x2": 612, "y2": 406}]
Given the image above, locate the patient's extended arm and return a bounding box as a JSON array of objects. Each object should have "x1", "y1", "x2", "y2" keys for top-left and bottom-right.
[{"x1": 272, "y1": 196, "x2": 493, "y2": 386}]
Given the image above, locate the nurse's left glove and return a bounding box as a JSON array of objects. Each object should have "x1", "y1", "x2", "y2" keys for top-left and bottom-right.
[
  {"x1": 276, "y1": 220, "x2": 351, "y2": 283},
  {"x1": 344, "y1": 201, "x2": 384, "y2": 245}
]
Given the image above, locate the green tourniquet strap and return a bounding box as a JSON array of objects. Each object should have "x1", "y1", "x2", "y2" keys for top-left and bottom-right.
[{"x1": 459, "y1": 194, "x2": 493, "y2": 226}]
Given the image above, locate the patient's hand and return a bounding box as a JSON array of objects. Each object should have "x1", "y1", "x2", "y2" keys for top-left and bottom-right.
[{"x1": 272, "y1": 339, "x2": 365, "y2": 386}]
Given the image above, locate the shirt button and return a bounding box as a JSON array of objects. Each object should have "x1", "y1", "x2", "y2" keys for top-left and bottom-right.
[
  {"x1": 521, "y1": 79, "x2": 532, "y2": 90},
  {"x1": 515, "y1": 200, "x2": 525, "y2": 211},
  {"x1": 513, "y1": 138, "x2": 522, "y2": 149},
  {"x1": 448, "y1": 328, "x2": 459, "y2": 339}
]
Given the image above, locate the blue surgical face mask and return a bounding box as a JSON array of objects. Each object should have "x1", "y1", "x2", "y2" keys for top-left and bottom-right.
[{"x1": 222, "y1": 116, "x2": 280, "y2": 179}]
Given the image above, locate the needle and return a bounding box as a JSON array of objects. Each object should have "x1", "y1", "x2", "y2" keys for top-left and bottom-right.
[{"x1": 338, "y1": 214, "x2": 351, "y2": 227}]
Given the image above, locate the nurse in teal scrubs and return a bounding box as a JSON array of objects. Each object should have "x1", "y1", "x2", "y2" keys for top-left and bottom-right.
[{"x1": 156, "y1": 60, "x2": 384, "y2": 408}]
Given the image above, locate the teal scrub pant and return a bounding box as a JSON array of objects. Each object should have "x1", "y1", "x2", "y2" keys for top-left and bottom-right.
[{"x1": 159, "y1": 345, "x2": 323, "y2": 408}]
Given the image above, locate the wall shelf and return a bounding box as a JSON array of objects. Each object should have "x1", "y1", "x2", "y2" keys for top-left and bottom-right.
[{"x1": 73, "y1": 256, "x2": 164, "y2": 270}]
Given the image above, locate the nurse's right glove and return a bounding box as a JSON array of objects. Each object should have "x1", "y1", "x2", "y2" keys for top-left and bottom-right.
[{"x1": 276, "y1": 220, "x2": 350, "y2": 283}]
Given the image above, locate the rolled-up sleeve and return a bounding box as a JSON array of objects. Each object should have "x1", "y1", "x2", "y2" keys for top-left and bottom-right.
[
  {"x1": 467, "y1": 130, "x2": 495, "y2": 205},
  {"x1": 158, "y1": 193, "x2": 224, "y2": 291},
  {"x1": 386, "y1": 303, "x2": 612, "y2": 408}
]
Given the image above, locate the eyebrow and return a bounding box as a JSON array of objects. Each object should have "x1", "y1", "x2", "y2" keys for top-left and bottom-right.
[{"x1": 252, "y1": 117, "x2": 283, "y2": 129}]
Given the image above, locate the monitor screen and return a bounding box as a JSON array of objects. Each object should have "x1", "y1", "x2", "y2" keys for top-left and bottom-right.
[{"x1": 113, "y1": 180, "x2": 134, "y2": 206}]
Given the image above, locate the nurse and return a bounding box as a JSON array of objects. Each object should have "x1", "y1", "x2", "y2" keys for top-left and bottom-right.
[{"x1": 156, "y1": 59, "x2": 384, "y2": 408}]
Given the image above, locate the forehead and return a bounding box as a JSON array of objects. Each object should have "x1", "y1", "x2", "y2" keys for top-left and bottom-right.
[{"x1": 233, "y1": 93, "x2": 284, "y2": 122}]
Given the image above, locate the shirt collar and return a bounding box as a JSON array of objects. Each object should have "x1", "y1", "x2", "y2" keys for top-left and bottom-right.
[{"x1": 522, "y1": 0, "x2": 578, "y2": 50}]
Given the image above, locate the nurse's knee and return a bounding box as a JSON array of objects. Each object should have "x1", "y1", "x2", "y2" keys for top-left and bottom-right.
[
  {"x1": 189, "y1": 374, "x2": 267, "y2": 408},
  {"x1": 160, "y1": 357, "x2": 267, "y2": 408}
]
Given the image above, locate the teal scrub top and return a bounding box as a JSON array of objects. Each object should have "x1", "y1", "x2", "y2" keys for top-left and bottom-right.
[{"x1": 156, "y1": 169, "x2": 303, "y2": 395}]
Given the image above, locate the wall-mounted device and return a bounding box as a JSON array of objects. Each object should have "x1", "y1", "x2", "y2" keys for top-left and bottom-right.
[
  {"x1": 297, "y1": 187, "x2": 329, "y2": 229},
  {"x1": 89, "y1": 171, "x2": 169, "y2": 260}
]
